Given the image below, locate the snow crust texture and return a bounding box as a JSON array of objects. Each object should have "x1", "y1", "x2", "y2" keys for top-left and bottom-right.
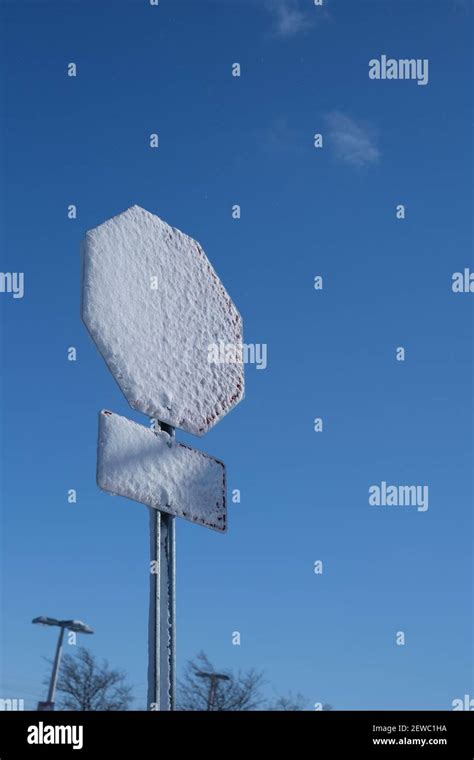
[
  {"x1": 82, "y1": 205, "x2": 244, "y2": 436},
  {"x1": 97, "y1": 411, "x2": 227, "y2": 532}
]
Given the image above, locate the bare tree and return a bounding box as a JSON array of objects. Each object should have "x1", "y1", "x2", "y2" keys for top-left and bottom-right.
[
  {"x1": 177, "y1": 652, "x2": 265, "y2": 711},
  {"x1": 50, "y1": 647, "x2": 133, "y2": 711},
  {"x1": 269, "y1": 694, "x2": 333, "y2": 711},
  {"x1": 177, "y1": 652, "x2": 329, "y2": 712},
  {"x1": 269, "y1": 693, "x2": 310, "y2": 711}
]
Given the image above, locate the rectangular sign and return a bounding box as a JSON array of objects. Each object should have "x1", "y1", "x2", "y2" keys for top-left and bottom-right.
[{"x1": 97, "y1": 411, "x2": 227, "y2": 532}]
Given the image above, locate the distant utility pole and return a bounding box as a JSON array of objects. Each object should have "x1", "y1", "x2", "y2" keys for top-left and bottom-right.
[{"x1": 196, "y1": 671, "x2": 230, "y2": 711}]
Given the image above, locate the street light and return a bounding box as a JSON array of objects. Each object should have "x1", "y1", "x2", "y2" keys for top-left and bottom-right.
[
  {"x1": 32, "y1": 616, "x2": 94, "y2": 710},
  {"x1": 196, "y1": 671, "x2": 230, "y2": 711}
]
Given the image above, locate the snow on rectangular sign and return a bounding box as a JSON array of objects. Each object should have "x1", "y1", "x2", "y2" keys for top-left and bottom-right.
[{"x1": 97, "y1": 411, "x2": 226, "y2": 532}]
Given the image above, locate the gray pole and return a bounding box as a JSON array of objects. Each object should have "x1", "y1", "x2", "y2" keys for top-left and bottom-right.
[
  {"x1": 147, "y1": 422, "x2": 176, "y2": 711},
  {"x1": 207, "y1": 676, "x2": 216, "y2": 711},
  {"x1": 166, "y1": 508, "x2": 176, "y2": 709},
  {"x1": 46, "y1": 625, "x2": 65, "y2": 705},
  {"x1": 197, "y1": 672, "x2": 230, "y2": 710}
]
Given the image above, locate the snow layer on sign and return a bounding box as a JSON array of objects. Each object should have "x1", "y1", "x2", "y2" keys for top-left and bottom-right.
[
  {"x1": 82, "y1": 205, "x2": 244, "y2": 436},
  {"x1": 97, "y1": 411, "x2": 227, "y2": 532}
]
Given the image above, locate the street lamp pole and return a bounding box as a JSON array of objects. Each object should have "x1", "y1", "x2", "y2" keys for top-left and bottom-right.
[
  {"x1": 46, "y1": 625, "x2": 65, "y2": 705},
  {"x1": 32, "y1": 616, "x2": 94, "y2": 711},
  {"x1": 196, "y1": 671, "x2": 230, "y2": 711}
]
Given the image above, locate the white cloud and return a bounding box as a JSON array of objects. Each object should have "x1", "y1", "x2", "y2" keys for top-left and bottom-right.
[
  {"x1": 265, "y1": 0, "x2": 314, "y2": 38},
  {"x1": 325, "y1": 112, "x2": 380, "y2": 168}
]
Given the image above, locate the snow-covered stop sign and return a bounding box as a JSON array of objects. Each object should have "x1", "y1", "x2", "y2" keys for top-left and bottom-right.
[
  {"x1": 81, "y1": 205, "x2": 244, "y2": 436},
  {"x1": 82, "y1": 205, "x2": 243, "y2": 709}
]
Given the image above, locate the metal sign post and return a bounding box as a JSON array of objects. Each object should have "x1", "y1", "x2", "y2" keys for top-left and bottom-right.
[
  {"x1": 148, "y1": 423, "x2": 176, "y2": 711},
  {"x1": 148, "y1": 509, "x2": 176, "y2": 710},
  {"x1": 82, "y1": 205, "x2": 244, "y2": 710}
]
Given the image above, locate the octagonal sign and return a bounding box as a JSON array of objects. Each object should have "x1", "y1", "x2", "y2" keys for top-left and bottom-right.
[{"x1": 81, "y1": 205, "x2": 244, "y2": 436}]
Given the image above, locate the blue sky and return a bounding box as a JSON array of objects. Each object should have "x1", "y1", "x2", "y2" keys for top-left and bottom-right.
[{"x1": 0, "y1": 0, "x2": 472, "y2": 710}]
